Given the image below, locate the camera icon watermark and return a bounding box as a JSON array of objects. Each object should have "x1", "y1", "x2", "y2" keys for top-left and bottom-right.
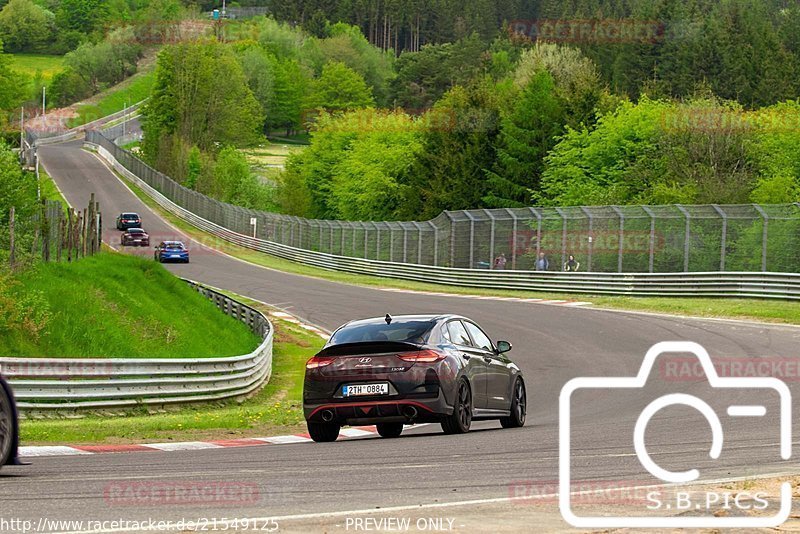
[{"x1": 559, "y1": 341, "x2": 792, "y2": 528}]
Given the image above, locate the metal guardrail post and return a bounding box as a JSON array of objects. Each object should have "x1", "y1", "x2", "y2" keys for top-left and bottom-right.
[
  {"x1": 505, "y1": 208, "x2": 518, "y2": 270},
  {"x1": 389, "y1": 222, "x2": 395, "y2": 262},
  {"x1": 430, "y1": 221, "x2": 438, "y2": 266},
  {"x1": 529, "y1": 207, "x2": 542, "y2": 269},
  {"x1": 445, "y1": 212, "x2": 455, "y2": 268},
  {"x1": 555, "y1": 208, "x2": 567, "y2": 269},
  {"x1": 642, "y1": 206, "x2": 656, "y2": 273},
  {"x1": 611, "y1": 206, "x2": 625, "y2": 273},
  {"x1": 412, "y1": 221, "x2": 424, "y2": 264},
  {"x1": 402, "y1": 224, "x2": 409, "y2": 263},
  {"x1": 711, "y1": 205, "x2": 728, "y2": 271},
  {"x1": 372, "y1": 222, "x2": 381, "y2": 258},
  {"x1": 580, "y1": 207, "x2": 593, "y2": 272},
  {"x1": 485, "y1": 209, "x2": 496, "y2": 267},
  {"x1": 753, "y1": 204, "x2": 769, "y2": 271},
  {"x1": 362, "y1": 221, "x2": 369, "y2": 259},
  {"x1": 464, "y1": 211, "x2": 476, "y2": 268},
  {"x1": 372, "y1": 221, "x2": 381, "y2": 259},
  {"x1": 676, "y1": 205, "x2": 691, "y2": 272}
]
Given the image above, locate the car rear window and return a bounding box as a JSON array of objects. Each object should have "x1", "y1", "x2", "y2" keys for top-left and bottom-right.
[
  {"x1": 165, "y1": 243, "x2": 185, "y2": 250},
  {"x1": 129, "y1": 229, "x2": 144, "y2": 234},
  {"x1": 330, "y1": 320, "x2": 434, "y2": 345},
  {"x1": 123, "y1": 213, "x2": 138, "y2": 218}
]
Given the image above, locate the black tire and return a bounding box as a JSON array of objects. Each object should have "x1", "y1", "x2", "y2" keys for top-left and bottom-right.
[
  {"x1": 376, "y1": 422, "x2": 404, "y2": 438},
  {"x1": 0, "y1": 383, "x2": 16, "y2": 467},
  {"x1": 307, "y1": 421, "x2": 340, "y2": 443},
  {"x1": 500, "y1": 378, "x2": 526, "y2": 428},
  {"x1": 441, "y1": 379, "x2": 472, "y2": 434}
]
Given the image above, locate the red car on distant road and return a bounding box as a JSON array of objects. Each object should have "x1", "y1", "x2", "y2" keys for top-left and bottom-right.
[{"x1": 121, "y1": 228, "x2": 150, "y2": 247}]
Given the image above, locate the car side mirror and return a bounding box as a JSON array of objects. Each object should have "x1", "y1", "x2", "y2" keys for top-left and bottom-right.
[{"x1": 496, "y1": 340, "x2": 512, "y2": 354}]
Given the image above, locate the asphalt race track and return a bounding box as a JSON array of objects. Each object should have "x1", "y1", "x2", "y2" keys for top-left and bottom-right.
[{"x1": 2, "y1": 139, "x2": 799, "y2": 532}]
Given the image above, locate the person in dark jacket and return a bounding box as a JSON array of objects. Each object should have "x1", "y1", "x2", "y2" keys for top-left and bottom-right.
[{"x1": 563, "y1": 255, "x2": 580, "y2": 272}]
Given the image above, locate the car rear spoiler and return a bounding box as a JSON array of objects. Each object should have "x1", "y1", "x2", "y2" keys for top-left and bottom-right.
[{"x1": 316, "y1": 341, "x2": 423, "y2": 357}]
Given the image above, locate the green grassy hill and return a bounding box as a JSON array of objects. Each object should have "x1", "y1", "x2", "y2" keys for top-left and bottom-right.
[
  {"x1": 10, "y1": 53, "x2": 64, "y2": 82},
  {"x1": 0, "y1": 253, "x2": 259, "y2": 358}
]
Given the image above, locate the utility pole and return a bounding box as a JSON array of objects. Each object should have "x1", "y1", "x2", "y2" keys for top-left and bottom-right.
[
  {"x1": 123, "y1": 101, "x2": 127, "y2": 138},
  {"x1": 42, "y1": 86, "x2": 46, "y2": 116}
]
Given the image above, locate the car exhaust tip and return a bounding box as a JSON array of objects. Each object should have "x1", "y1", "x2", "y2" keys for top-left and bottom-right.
[
  {"x1": 402, "y1": 405, "x2": 418, "y2": 420},
  {"x1": 320, "y1": 409, "x2": 335, "y2": 422}
]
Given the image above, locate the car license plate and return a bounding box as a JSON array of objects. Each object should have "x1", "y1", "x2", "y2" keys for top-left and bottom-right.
[
  {"x1": 342, "y1": 383, "x2": 389, "y2": 397},
  {"x1": 170, "y1": 254, "x2": 181, "y2": 258}
]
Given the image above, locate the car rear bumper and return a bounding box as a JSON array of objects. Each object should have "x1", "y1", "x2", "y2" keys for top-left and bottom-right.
[{"x1": 304, "y1": 389, "x2": 451, "y2": 425}]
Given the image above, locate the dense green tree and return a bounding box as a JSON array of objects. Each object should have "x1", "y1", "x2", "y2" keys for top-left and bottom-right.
[
  {"x1": 142, "y1": 42, "x2": 263, "y2": 160},
  {"x1": 319, "y1": 23, "x2": 395, "y2": 105},
  {"x1": 281, "y1": 109, "x2": 423, "y2": 220},
  {"x1": 0, "y1": 140, "x2": 36, "y2": 219},
  {"x1": 48, "y1": 67, "x2": 91, "y2": 106},
  {"x1": 409, "y1": 79, "x2": 506, "y2": 218},
  {"x1": 238, "y1": 46, "x2": 275, "y2": 118},
  {"x1": 266, "y1": 57, "x2": 311, "y2": 135},
  {"x1": 483, "y1": 71, "x2": 564, "y2": 207},
  {"x1": 63, "y1": 34, "x2": 141, "y2": 92},
  {"x1": 0, "y1": 0, "x2": 55, "y2": 52},
  {"x1": 56, "y1": 0, "x2": 109, "y2": 35},
  {"x1": 306, "y1": 61, "x2": 374, "y2": 113},
  {"x1": 390, "y1": 34, "x2": 488, "y2": 110}
]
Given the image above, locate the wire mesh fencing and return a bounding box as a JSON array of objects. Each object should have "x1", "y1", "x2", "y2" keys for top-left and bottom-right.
[{"x1": 87, "y1": 130, "x2": 800, "y2": 273}]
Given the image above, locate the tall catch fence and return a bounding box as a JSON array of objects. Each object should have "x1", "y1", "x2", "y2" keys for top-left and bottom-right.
[{"x1": 86, "y1": 130, "x2": 800, "y2": 274}]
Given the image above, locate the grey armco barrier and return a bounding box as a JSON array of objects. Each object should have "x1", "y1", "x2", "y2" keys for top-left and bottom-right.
[
  {"x1": 85, "y1": 131, "x2": 800, "y2": 301},
  {"x1": 0, "y1": 280, "x2": 273, "y2": 411}
]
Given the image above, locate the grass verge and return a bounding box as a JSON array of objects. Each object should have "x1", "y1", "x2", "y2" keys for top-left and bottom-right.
[
  {"x1": 1, "y1": 252, "x2": 259, "y2": 358},
  {"x1": 10, "y1": 53, "x2": 64, "y2": 82},
  {"x1": 102, "y1": 155, "x2": 800, "y2": 326},
  {"x1": 20, "y1": 308, "x2": 321, "y2": 444},
  {"x1": 67, "y1": 71, "x2": 155, "y2": 128},
  {"x1": 37, "y1": 166, "x2": 69, "y2": 210}
]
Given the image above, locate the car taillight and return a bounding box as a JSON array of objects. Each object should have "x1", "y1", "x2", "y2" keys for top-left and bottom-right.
[
  {"x1": 306, "y1": 356, "x2": 335, "y2": 369},
  {"x1": 397, "y1": 350, "x2": 445, "y2": 363}
]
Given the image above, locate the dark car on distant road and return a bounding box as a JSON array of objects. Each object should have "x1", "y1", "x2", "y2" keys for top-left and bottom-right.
[
  {"x1": 121, "y1": 228, "x2": 150, "y2": 247},
  {"x1": 154, "y1": 241, "x2": 190, "y2": 263},
  {"x1": 303, "y1": 314, "x2": 526, "y2": 442},
  {"x1": 0, "y1": 374, "x2": 21, "y2": 468},
  {"x1": 116, "y1": 212, "x2": 142, "y2": 230}
]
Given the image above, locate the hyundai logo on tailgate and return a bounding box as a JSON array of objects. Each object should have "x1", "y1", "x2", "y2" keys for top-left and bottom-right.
[{"x1": 359, "y1": 358, "x2": 372, "y2": 364}]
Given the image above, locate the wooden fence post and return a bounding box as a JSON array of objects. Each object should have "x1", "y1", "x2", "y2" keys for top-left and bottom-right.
[
  {"x1": 41, "y1": 199, "x2": 50, "y2": 262},
  {"x1": 67, "y1": 209, "x2": 73, "y2": 262},
  {"x1": 81, "y1": 207, "x2": 88, "y2": 258}
]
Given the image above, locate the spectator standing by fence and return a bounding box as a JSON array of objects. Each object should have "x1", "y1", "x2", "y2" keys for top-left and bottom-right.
[
  {"x1": 535, "y1": 252, "x2": 549, "y2": 271},
  {"x1": 493, "y1": 253, "x2": 507, "y2": 270},
  {"x1": 563, "y1": 255, "x2": 580, "y2": 272}
]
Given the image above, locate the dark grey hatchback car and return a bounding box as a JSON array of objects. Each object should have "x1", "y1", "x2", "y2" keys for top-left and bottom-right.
[{"x1": 303, "y1": 314, "x2": 526, "y2": 442}]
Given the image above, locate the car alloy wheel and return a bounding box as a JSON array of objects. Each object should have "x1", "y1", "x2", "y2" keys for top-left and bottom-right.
[
  {"x1": 501, "y1": 378, "x2": 526, "y2": 428},
  {"x1": 442, "y1": 379, "x2": 472, "y2": 434},
  {"x1": 0, "y1": 386, "x2": 14, "y2": 466}
]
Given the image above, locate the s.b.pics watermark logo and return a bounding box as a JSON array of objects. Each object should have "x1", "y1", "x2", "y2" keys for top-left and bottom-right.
[{"x1": 559, "y1": 341, "x2": 792, "y2": 528}]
